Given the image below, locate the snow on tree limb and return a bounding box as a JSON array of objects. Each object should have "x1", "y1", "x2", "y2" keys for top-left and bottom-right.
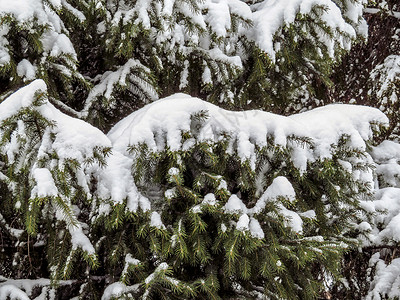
[
  {"x1": 0, "y1": 80, "x2": 113, "y2": 276},
  {"x1": 109, "y1": 93, "x2": 388, "y2": 166},
  {"x1": 1, "y1": 0, "x2": 399, "y2": 298},
  {"x1": 364, "y1": 7, "x2": 400, "y2": 19}
]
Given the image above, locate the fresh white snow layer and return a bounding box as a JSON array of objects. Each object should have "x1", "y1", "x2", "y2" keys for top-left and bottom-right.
[
  {"x1": 107, "y1": 93, "x2": 387, "y2": 236},
  {"x1": 1, "y1": 83, "x2": 390, "y2": 244}
]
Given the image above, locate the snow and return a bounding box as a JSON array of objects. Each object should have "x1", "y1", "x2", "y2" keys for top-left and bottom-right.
[
  {"x1": 366, "y1": 256, "x2": 400, "y2": 300},
  {"x1": 0, "y1": 80, "x2": 46, "y2": 121},
  {"x1": 0, "y1": 25, "x2": 10, "y2": 65},
  {"x1": 80, "y1": 59, "x2": 158, "y2": 118},
  {"x1": 249, "y1": 217, "x2": 264, "y2": 239},
  {"x1": 16, "y1": 59, "x2": 36, "y2": 81},
  {"x1": 203, "y1": 193, "x2": 217, "y2": 206},
  {"x1": 90, "y1": 0, "x2": 365, "y2": 114},
  {"x1": 371, "y1": 140, "x2": 400, "y2": 163},
  {"x1": 224, "y1": 194, "x2": 248, "y2": 214},
  {"x1": 247, "y1": 0, "x2": 363, "y2": 61},
  {"x1": 150, "y1": 211, "x2": 166, "y2": 230},
  {"x1": 208, "y1": 48, "x2": 242, "y2": 69},
  {"x1": 43, "y1": 33, "x2": 76, "y2": 59},
  {"x1": 108, "y1": 93, "x2": 387, "y2": 236},
  {"x1": 376, "y1": 163, "x2": 400, "y2": 187},
  {"x1": 202, "y1": 66, "x2": 212, "y2": 85},
  {"x1": 250, "y1": 0, "x2": 302, "y2": 60},
  {"x1": 1, "y1": 86, "x2": 390, "y2": 242},
  {"x1": 370, "y1": 55, "x2": 400, "y2": 99},
  {"x1": 168, "y1": 167, "x2": 180, "y2": 176},
  {"x1": 0, "y1": 0, "x2": 49, "y2": 22},
  {"x1": 144, "y1": 263, "x2": 169, "y2": 285},
  {"x1": 69, "y1": 225, "x2": 95, "y2": 254},
  {"x1": 5, "y1": 121, "x2": 25, "y2": 164},
  {"x1": 179, "y1": 60, "x2": 189, "y2": 89},
  {"x1": 222, "y1": 178, "x2": 302, "y2": 235},
  {"x1": 291, "y1": 146, "x2": 312, "y2": 174},
  {"x1": 362, "y1": 188, "x2": 400, "y2": 245},
  {"x1": 60, "y1": 0, "x2": 85, "y2": 22},
  {"x1": 217, "y1": 180, "x2": 228, "y2": 191},
  {"x1": 110, "y1": 94, "x2": 387, "y2": 168},
  {"x1": 0, "y1": 80, "x2": 112, "y2": 164},
  {"x1": 101, "y1": 282, "x2": 140, "y2": 300},
  {"x1": 0, "y1": 80, "x2": 114, "y2": 256},
  {"x1": 205, "y1": 0, "x2": 232, "y2": 37},
  {"x1": 0, "y1": 85, "x2": 196, "y2": 228},
  {"x1": 226, "y1": 0, "x2": 252, "y2": 20},
  {"x1": 0, "y1": 0, "x2": 78, "y2": 80},
  {"x1": 0, "y1": 278, "x2": 73, "y2": 300},
  {"x1": 109, "y1": 93, "x2": 304, "y2": 161},
  {"x1": 236, "y1": 214, "x2": 250, "y2": 231},
  {"x1": 279, "y1": 205, "x2": 303, "y2": 234},
  {"x1": 370, "y1": 140, "x2": 400, "y2": 203},
  {"x1": 0, "y1": 284, "x2": 31, "y2": 300},
  {"x1": 364, "y1": 7, "x2": 400, "y2": 19},
  {"x1": 361, "y1": 140, "x2": 400, "y2": 266},
  {"x1": 221, "y1": 223, "x2": 227, "y2": 233},
  {"x1": 121, "y1": 254, "x2": 141, "y2": 279},
  {"x1": 299, "y1": 210, "x2": 316, "y2": 219},
  {"x1": 0, "y1": 0, "x2": 394, "y2": 297},
  {"x1": 31, "y1": 168, "x2": 58, "y2": 198},
  {"x1": 290, "y1": 104, "x2": 388, "y2": 159},
  {"x1": 93, "y1": 151, "x2": 150, "y2": 214},
  {"x1": 165, "y1": 187, "x2": 177, "y2": 200},
  {"x1": 190, "y1": 195, "x2": 217, "y2": 214},
  {"x1": 250, "y1": 176, "x2": 296, "y2": 214}
]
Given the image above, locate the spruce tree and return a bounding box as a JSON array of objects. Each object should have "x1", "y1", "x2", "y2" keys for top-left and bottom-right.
[
  {"x1": 330, "y1": 0, "x2": 400, "y2": 139},
  {"x1": 326, "y1": 1, "x2": 400, "y2": 298},
  {"x1": 1, "y1": 0, "x2": 398, "y2": 299}
]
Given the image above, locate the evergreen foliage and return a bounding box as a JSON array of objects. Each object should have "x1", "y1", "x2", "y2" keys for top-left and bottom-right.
[
  {"x1": 330, "y1": 0, "x2": 400, "y2": 139},
  {"x1": 325, "y1": 2, "x2": 400, "y2": 298},
  {"x1": 0, "y1": 81, "x2": 111, "y2": 283},
  {"x1": 0, "y1": 0, "x2": 399, "y2": 299},
  {"x1": 98, "y1": 104, "x2": 379, "y2": 299}
]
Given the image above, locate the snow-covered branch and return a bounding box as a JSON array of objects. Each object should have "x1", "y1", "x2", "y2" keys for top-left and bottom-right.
[{"x1": 364, "y1": 8, "x2": 400, "y2": 19}]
